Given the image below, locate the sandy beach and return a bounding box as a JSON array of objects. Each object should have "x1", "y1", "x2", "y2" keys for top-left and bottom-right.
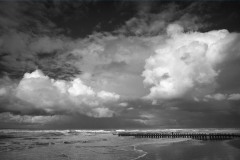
[
  {"x1": 136, "y1": 139, "x2": 240, "y2": 160},
  {"x1": 0, "y1": 130, "x2": 188, "y2": 160},
  {"x1": 227, "y1": 139, "x2": 240, "y2": 149}
]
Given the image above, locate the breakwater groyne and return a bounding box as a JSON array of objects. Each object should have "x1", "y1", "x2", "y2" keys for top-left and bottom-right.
[{"x1": 118, "y1": 132, "x2": 240, "y2": 140}]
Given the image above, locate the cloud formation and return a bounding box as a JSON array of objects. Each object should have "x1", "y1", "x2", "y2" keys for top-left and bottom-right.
[
  {"x1": 142, "y1": 24, "x2": 238, "y2": 101},
  {"x1": 205, "y1": 93, "x2": 240, "y2": 101},
  {"x1": 205, "y1": 93, "x2": 227, "y2": 101},
  {"x1": 228, "y1": 93, "x2": 240, "y2": 100},
  {"x1": 1, "y1": 1, "x2": 240, "y2": 128},
  {"x1": 117, "y1": 3, "x2": 206, "y2": 36},
  {"x1": 1, "y1": 70, "x2": 120, "y2": 118},
  {"x1": 0, "y1": 112, "x2": 59, "y2": 125}
]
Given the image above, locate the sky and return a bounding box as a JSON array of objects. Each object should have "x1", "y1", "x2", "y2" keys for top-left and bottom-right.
[{"x1": 0, "y1": 0, "x2": 240, "y2": 129}]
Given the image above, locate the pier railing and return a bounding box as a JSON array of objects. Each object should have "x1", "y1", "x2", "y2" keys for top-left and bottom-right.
[{"x1": 118, "y1": 132, "x2": 240, "y2": 140}]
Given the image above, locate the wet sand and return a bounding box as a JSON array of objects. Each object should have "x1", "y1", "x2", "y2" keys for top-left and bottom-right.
[
  {"x1": 137, "y1": 139, "x2": 240, "y2": 160},
  {"x1": 227, "y1": 139, "x2": 240, "y2": 149}
]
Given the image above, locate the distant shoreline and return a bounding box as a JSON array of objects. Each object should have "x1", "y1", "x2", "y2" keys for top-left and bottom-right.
[{"x1": 1, "y1": 128, "x2": 240, "y2": 131}]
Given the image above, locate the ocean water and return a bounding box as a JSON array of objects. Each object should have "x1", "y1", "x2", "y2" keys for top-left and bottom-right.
[{"x1": 0, "y1": 129, "x2": 239, "y2": 160}]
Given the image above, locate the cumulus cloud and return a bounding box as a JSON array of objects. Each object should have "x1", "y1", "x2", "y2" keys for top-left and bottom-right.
[
  {"x1": 228, "y1": 93, "x2": 240, "y2": 100},
  {"x1": 97, "y1": 91, "x2": 120, "y2": 102},
  {"x1": 166, "y1": 24, "x2": 184, "y2": 36},
  {"x1": 142, "y1": 24, "x2": 237, "y2": 101},
  {"x1": 67, "y1": 78, "x2": 95, "y2": 97},
  {"x1": 118, "y1": 102, "x2": 128, "y2": 107},
  {"x1": 1, "y1": 70, "x2": 121, "y2": 118},
  {"x1": 0, "y1": 112, "x2": 60, "y2": 124},
  {"x1": 133, "y1": 112, "x2": 156, "y2": 125},
  {"x1": 204, "y1": 93, "x2": 240, "y2": 101},
  {"x1": 205, "y1": 93, "x2": 227, "y2": 101},
  {"x1": 0, "y1": 88, "x2": 7, "y2": 96},
  {"x1": 88, "y1": 108, "x2": 114, "y2": 118}
]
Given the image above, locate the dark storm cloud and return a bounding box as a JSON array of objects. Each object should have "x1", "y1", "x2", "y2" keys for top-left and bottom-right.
[
  {"x1": 35, "y1": 51, "x2": 81, "y2": 80},
  {"x1": 116, "y1": 2, "x2": 207, "y2": 36},
  {"x1": 0, "y1": 0, "x2": 83, "y2": 80},
  {"x1": 0, "y1": 1, "x2": 60, "y2": 34},
  {"x1": 0, "y1": 31, "x2": 81, "y2": 80},
  {"x1": 34, "y1": 0, "x2": 139, "y2": 38}
]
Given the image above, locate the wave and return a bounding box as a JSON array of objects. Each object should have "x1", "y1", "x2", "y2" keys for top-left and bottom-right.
[{"x1": 131, "y1": 144, "x2": 147, "y2": 160}]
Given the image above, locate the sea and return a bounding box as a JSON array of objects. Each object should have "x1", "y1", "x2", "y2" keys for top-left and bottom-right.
[{"x1": 0, "y1": 128, "x2": 240, "y2": 160}]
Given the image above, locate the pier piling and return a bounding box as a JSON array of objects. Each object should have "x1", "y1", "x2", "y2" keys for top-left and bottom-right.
[{"x1": 118, "y1": 132, "x2": 240, "y2": 141}]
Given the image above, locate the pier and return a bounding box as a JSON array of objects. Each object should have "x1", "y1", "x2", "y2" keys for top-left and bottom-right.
[{"x1": 118, "y1": 132, "x2": 240, "y2": 140}]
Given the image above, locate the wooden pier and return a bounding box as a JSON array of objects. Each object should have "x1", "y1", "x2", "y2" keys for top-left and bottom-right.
[{"x1": 118, "y1": 132, "x2": 240, "y2": 140}]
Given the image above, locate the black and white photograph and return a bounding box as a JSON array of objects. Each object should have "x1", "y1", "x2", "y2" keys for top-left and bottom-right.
[{"x1": 0, "y1": 0, "x2": 240, "y2": 159}]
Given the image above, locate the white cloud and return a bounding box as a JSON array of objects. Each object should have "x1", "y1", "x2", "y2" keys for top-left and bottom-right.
[
  {"x1": 97, "y1": 91, "x2": 120, "y2": 101},
  {"x1": 167, "y1": 23, "x2": 184, "y2": 36},
  {"x1": 0, "y1": 88, "x2": 7, "y2": 96},
  {"x1": 0, "y1": 112, "x2": 60, "y2": 124},
  {"x1": 204, "y1": 93, "x2": 240, "y2": 101},
  {"x1": 88, "y1": 108, "x2": 114, "y2": 118},
  {"x1": 23, "y1": 70, "x2": 47, "y2": 79},
  {"x1": 68, "y1": 79, "x2": 95, "y2": 96},
  {"x1": 140, "y1": 113, "x2": 155, "y2": 119},
  {"x1": 134, "y1": 112, "x2": 156, "y2": 125},
  {"x1": 228, "y1": 93, "x2": 240, "y2": 100},
  {"x1": 142, "y1": 24, "x2": 234, "y2": 100},
  {"x1": 205, "y1": 93, "x2": 227, "y2": 101},
  {"x1": 15, "y1": 70, "x2": 120, "y2": 117},
  {"x1": 0, "y1": 77, "x2": 17, "y2": 97},
  {"x1": 193, "y1": 97, "x2": 200, "y2": 102},
  {"x1": 118, "y1": 102, "x2": 128, "y2": 107}
]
